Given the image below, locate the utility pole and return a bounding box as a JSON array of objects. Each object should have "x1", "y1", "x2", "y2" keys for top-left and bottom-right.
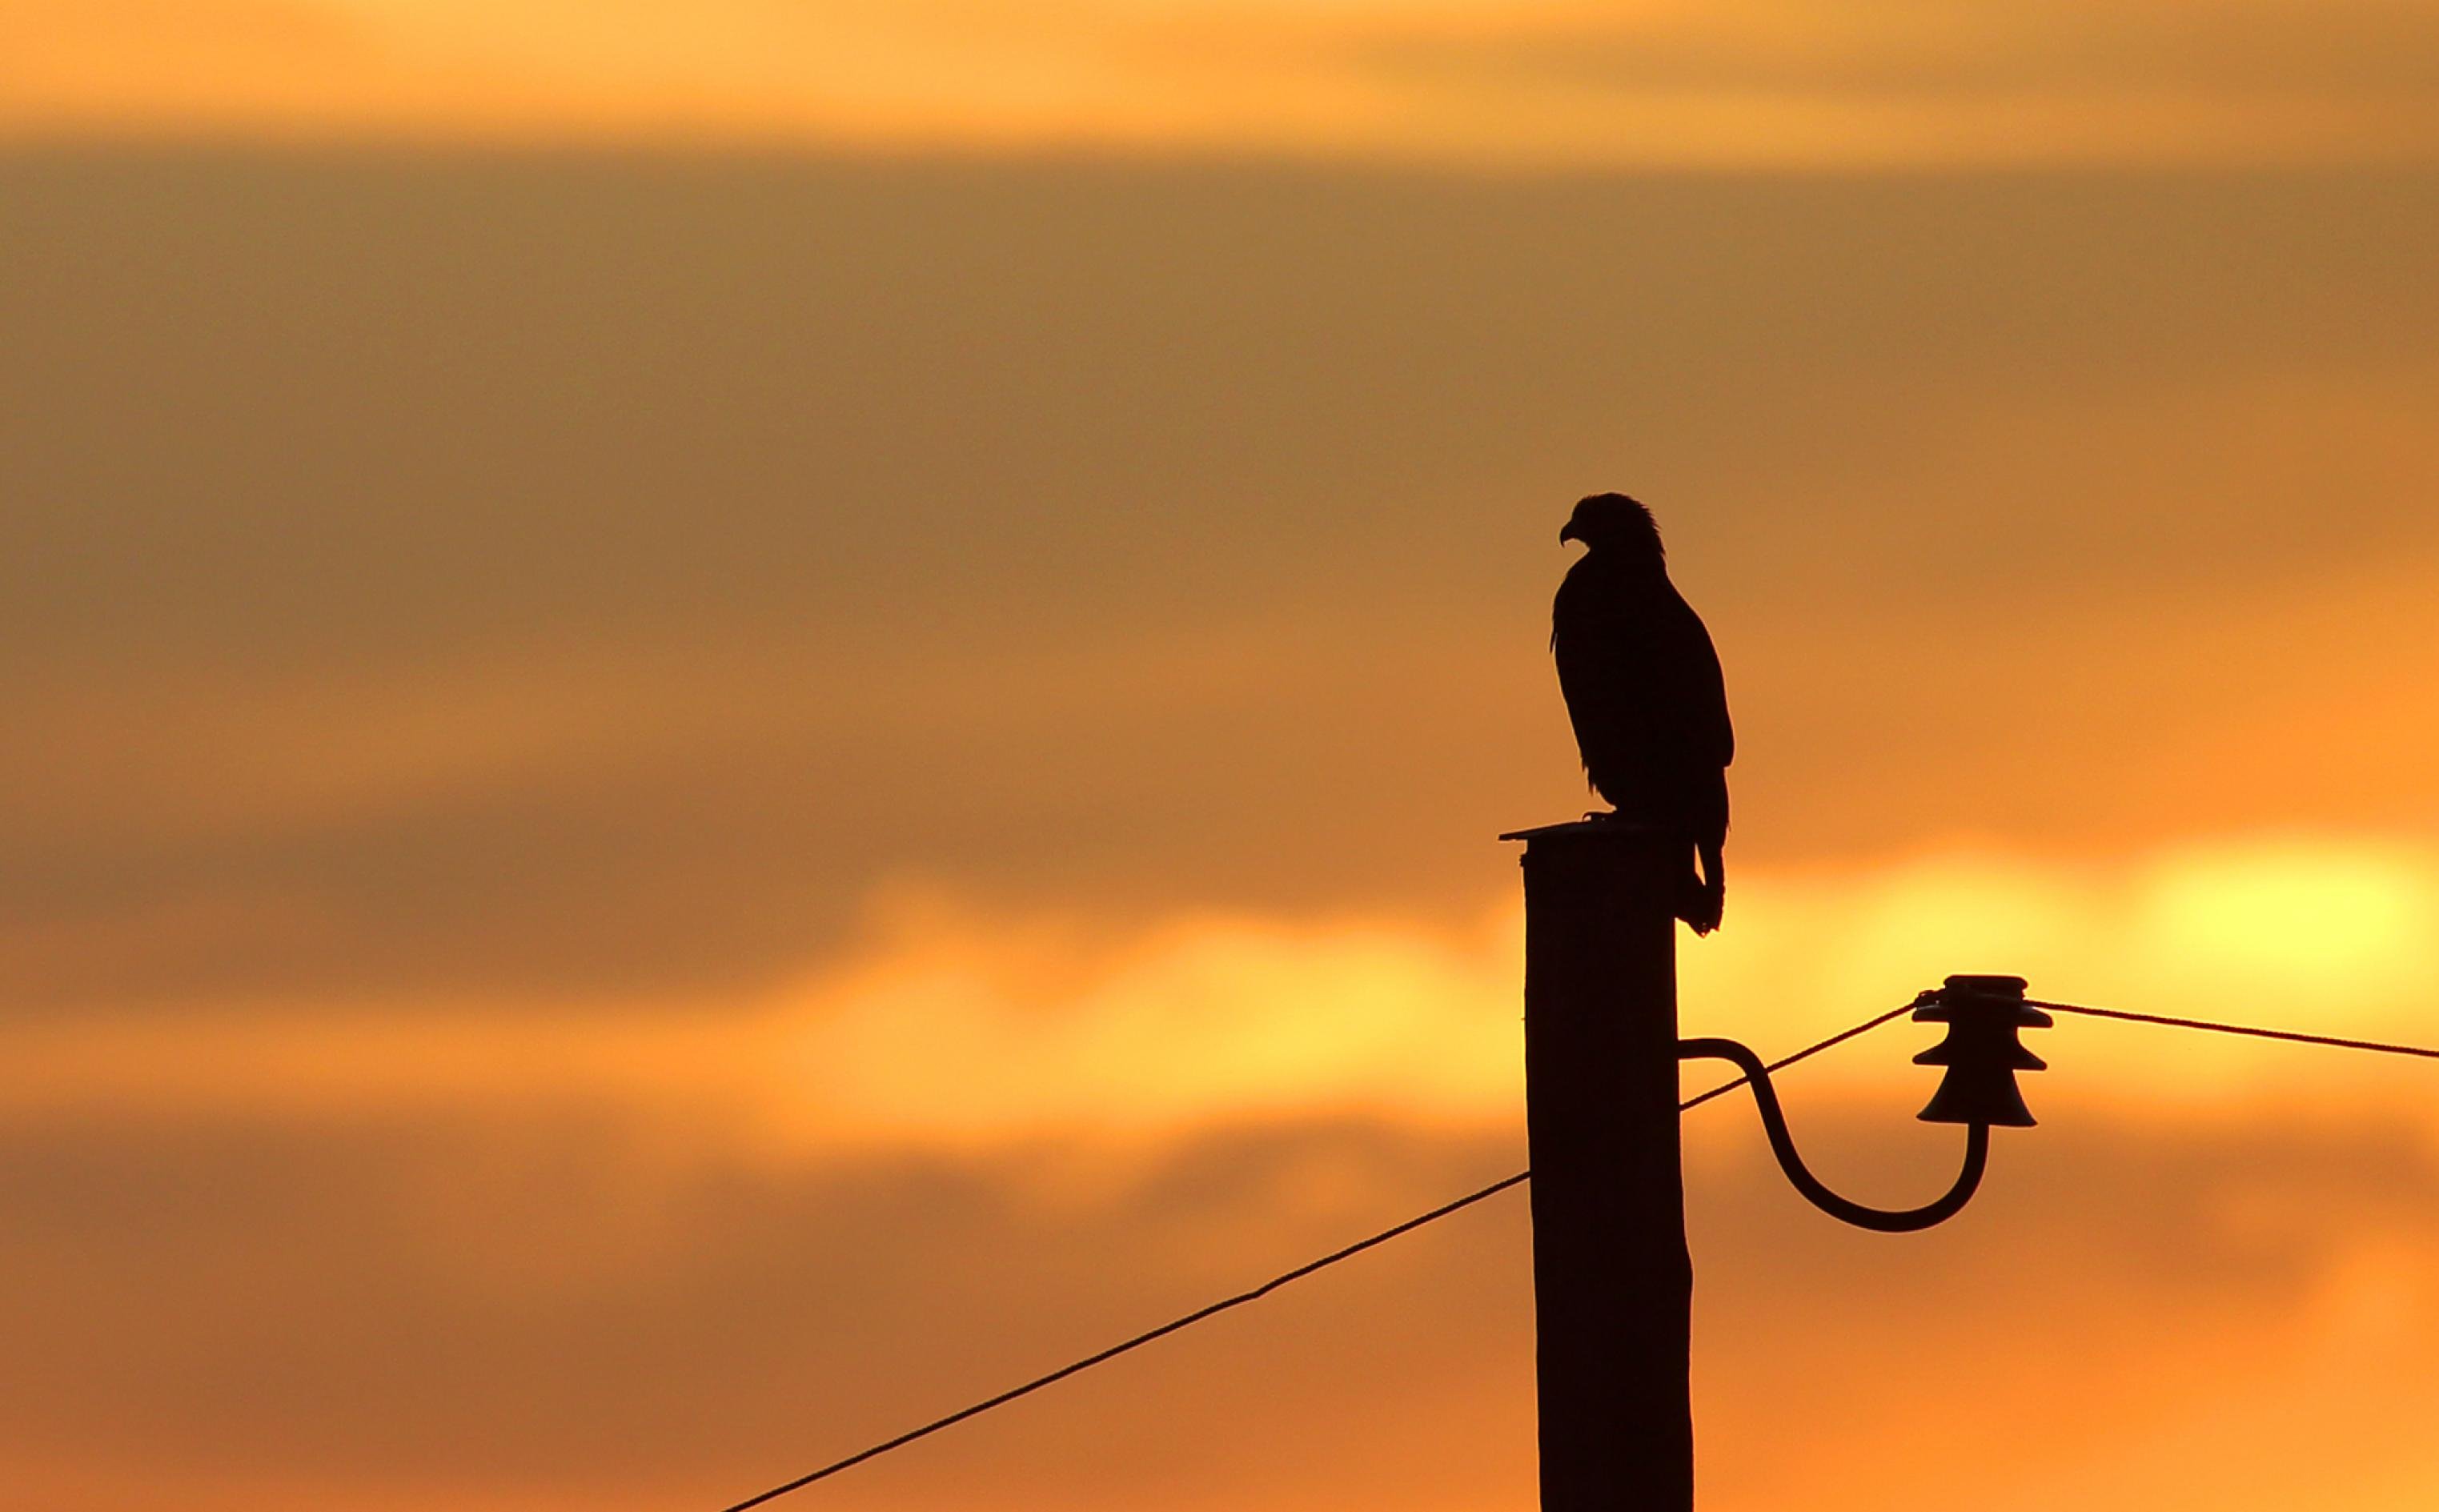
[
  {"x1": 1504, "y1": 820, "x2": 2041, "y2": 1512},
  {"x1": 1506, "y1": 820, "x2": 1693, "y2": 1512}
]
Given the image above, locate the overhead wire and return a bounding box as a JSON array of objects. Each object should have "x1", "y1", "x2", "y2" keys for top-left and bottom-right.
[
  {"x1": 717, "y1": 996, "x2": 2439, "y2": 1510},
  {"x1": 2030, "y1": 999, "x2": 2439, "y2": 1061},
  {"x1": 712, "y1": 1000, "x2": 1919, "y2": 1511}
]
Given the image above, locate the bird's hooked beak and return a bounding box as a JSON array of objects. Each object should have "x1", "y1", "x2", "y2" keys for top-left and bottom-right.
[{"x1": 1558, "y1": 519, "x2": 1582, "y2": 546}]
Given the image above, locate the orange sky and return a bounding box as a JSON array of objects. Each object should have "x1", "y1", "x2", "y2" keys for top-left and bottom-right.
[
  {"x1": 6, "y1": 8, "x2": 2439, "y2": 1512},
  {"x1": 10, "y1": 0, "x2": 2439, "y2": 165}
]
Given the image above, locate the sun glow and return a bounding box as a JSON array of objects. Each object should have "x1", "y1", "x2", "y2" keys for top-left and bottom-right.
[{"x1": 11, "y1": 835, "x2": 2435, "y2": 1151}]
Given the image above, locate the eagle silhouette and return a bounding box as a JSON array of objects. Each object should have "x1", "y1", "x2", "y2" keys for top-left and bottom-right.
[{"x1": 1551, "y1": 493, "x2": 1734, "y2": 933}]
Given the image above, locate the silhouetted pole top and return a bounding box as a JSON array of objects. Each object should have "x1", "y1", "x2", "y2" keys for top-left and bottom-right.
[{"x1": 1497, "y1": 817, "x2": 1680, "y2": 844}]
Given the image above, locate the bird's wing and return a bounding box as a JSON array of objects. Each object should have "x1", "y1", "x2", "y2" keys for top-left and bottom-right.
[
  {"x1": 1551, "y1": 563, "x2": 1642, "y2": 764},
  {"x1": 1667, "y1": 592, "x2": 1733, "y2": 769}
]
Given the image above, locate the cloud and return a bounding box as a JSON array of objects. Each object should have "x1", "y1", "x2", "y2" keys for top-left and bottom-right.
[
  {"x1": 10, "y1": 837, "x2": 2437, "y2": 1148},
  {"x1": 3, "y1": 1102, "x2": 2436, "y2": 1510},
  {"x1": 6, "y1": 0, "x2": 2439, "y2": 165},
  {"x1": 6, "y1": 158, "x2": 2439, "y2": 1005},
  {"x1": 1358, "y1": 0, "x2": 2439, "y2": 102},
  {"x1": 8, "y1": 111, "x2": 2437, "y2": 1512}
]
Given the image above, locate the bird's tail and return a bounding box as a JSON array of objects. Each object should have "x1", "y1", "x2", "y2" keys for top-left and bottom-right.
[{"x1": 1683, "y1": 841, "x2": 1726, "y2": 936}]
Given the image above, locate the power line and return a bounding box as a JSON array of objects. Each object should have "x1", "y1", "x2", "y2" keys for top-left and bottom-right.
[
  {"x1": 2032, "y1": 1000, "x2": 2439, "y2": 1061},
  {"x1": 1680, "y1": 1001, "x2": 1916, "y2": 1110},
  {"x1": 718, "y1": 995, "x2": 2439, "y2": 1510},
  {"x1": 716, "y1": 1171, "x2": 1529, "y2": 1512},
  {"x1": 712, "y1": 1001, "x2": 1917, "y2": 1512}
]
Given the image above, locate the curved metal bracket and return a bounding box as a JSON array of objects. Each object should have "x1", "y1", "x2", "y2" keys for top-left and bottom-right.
[{"x1": 1679, "y1": 1037, "x2": 1988, "y2": 1233}]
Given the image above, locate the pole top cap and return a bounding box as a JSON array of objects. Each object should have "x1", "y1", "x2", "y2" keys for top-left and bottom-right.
[{"x1": 1498, "y1": 816, "x2": 1679, "y2": 843}]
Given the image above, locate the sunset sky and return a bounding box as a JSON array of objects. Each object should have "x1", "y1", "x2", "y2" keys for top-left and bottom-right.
[{"x1": 6, "y1": 6, "x2": 2439, "y2": 1510}]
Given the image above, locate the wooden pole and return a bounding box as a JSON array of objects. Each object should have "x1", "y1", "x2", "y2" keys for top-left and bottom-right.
[{"x1": 1508, "y1": 822, "x2": 1693, "y2": 1512}]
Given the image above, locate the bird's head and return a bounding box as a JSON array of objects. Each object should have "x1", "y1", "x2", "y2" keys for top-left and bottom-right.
[{"x1": 1558, "y1": 492, "x2": 1664, "y2": 560}]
